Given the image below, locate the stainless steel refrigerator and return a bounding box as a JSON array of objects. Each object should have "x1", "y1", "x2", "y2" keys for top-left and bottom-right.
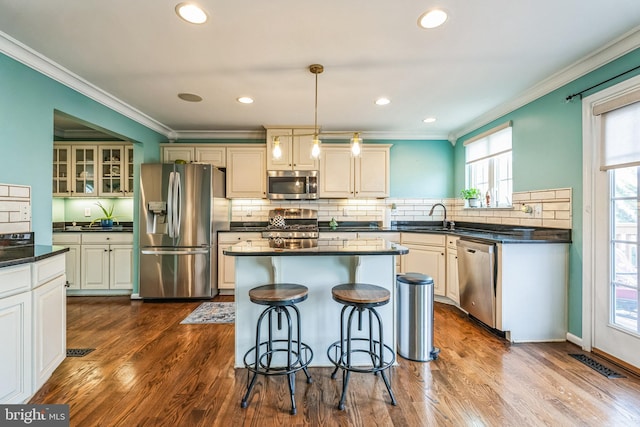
[{"x1": 139, "y1": 163, "x2": 228, "y2": 298}]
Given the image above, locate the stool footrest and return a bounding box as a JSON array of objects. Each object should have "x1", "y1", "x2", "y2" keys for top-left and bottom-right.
[
  {"x1": 244, "y1": 340, "x2": 313, "y2": 376},
  {"x1": 327, "y1": 338, "x2": 395, "y2": 374}
]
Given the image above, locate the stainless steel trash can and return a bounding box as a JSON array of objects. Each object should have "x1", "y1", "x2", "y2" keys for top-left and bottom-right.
[{"x1": 396, "y1": 273, "x2": 440, "y2": 362}]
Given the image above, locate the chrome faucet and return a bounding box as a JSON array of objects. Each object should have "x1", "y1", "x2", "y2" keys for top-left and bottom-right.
[{"x1": 428, "y1": 203, "x2": 448, "y2": 229}]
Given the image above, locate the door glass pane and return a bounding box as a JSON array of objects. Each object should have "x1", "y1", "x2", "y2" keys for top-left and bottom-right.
[{"x1": 611, "y1": 166, "x2": 639, "y2": 332}]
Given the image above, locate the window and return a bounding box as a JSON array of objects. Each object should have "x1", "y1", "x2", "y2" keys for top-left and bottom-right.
[{"x1": 464, "y1": 122, "x2": 512, "y2": 207}]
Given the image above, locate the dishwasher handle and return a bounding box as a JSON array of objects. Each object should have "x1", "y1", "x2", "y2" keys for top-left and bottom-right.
[{"x1": 456, "y1": 238, "x2": 495, "y2": 254}]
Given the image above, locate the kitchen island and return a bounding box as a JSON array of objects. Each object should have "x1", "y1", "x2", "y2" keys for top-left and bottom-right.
[{"x1": 223, "y1": 237, "x2": 408, "y2": 367}]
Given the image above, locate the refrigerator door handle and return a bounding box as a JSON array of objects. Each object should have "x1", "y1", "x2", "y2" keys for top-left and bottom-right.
[
  {"x1": 174, "y1": 171, "x2": 182, "y2": 239},
  {"x1": 141, "y1": 248, "x2": 210, "y2": 255},
  {"x1": 167, "y1": 171, "x2": 175, "y2": 238}
]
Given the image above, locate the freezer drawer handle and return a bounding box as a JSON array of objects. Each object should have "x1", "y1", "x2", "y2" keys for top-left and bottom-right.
[
  {"x1": 141, "y1": 249, "x2": 209, "y2": 255},
  {"x1": 466, "y1": 249, "x2": 476, "y2": 254}
]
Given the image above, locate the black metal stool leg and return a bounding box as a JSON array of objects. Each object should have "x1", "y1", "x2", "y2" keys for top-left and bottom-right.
[
  {"x1": 337, "y1": 306, "x2": 357, "y2": 410},
  {"x1": 372, "y1": 307, "x2": 397, "y2": 405},
  {"x1": 291, "y1": 304, "x2": 313, "y2": 384}
]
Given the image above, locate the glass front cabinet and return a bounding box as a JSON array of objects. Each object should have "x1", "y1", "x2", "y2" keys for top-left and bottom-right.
[{"x1": 53, "y1": 143, "x2": 133, "y2": 197}]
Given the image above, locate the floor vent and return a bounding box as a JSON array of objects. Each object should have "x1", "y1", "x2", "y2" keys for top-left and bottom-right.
[
  {"x1": 569, "y1": 353, "x2": 626, "y2": 378},
  {"x1": 66, "y1": 348, "x2": 95, "y2": 357}
]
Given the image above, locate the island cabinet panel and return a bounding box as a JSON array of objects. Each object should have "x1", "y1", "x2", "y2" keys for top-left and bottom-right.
[
  {"x1": 496, "y1": 243, "x2": 569, "y2": 342},
  {"x1": 400, "y1": 233, "x2": 446, "y2": 296},
  {"x1": 233, "y1": 254, "x2": 397, "y2": 367}
]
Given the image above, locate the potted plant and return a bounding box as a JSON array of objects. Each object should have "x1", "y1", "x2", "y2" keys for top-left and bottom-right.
[
  {"x1": 90, "y1": 201, "x2": 118, "y2": 228},
  {"x1": 460, "y1": 188, "x2": 482, "y2": 208}
]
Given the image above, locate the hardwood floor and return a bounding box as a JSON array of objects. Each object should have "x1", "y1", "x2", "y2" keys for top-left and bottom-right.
[{"x1": 31, "y1": 296, "x2": 640, "y2": 426}]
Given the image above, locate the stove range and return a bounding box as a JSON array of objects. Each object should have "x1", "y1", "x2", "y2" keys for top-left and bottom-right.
[{"x1": 262, "y1": 208, "x2": 319, "y2": 239}]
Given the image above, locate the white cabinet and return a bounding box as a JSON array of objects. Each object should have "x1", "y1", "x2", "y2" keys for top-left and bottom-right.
[
  {"x1": 218, "y1": 232, "x2": 262, "y2": 293},
  {"x1": 99, "y1": 145, "x2": 134, "y2": 196},
  {"x1": 162, "y1": 145, "x2": 195, "y2": 163},
  {"x1": 400, "y1": 233, "x2": 446, "y2": 296},
  {"x1": 81, "y1": 233, "x2": 133, "y2": 291},
  {"x1": 0, "y1": 291, "x2": 32, "y2": 403},
  {"x1": 446, "y1": 236, "x2": 460, "y2": 304},
  {"x1": 32, "y1": 275, "x2": 65, "y2": 390},
  {"x1": 0, "y1": 253, "x2": 66, "y2": 404},
  {"x1": 54, "y1": 142, "x2": 134, "y2": 197},
  {"x1": 226, "y1": 145, "x2": 266, "y2": 198},
  {"x1": 319, "y1": 144, "x2": 390, "y2": 198},
  {"x1": 55, "y1": 232, "x2": 133, "y2": 293},
  {"x1": 266, "y1": 127, "x2": 318, "y2": 171},
  {"x1": 53, "y1": 233, "x2": 81, "y2": 290},
  {"x1": 161, "y1": 144, "x2": 227, "y2": 168}
]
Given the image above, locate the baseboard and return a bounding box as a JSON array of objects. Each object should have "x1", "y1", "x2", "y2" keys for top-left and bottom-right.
[
  {"x1": 566, "y1": 332, "x2": 583, "y2": 347},
  {"x1": 130, "y1": 293, "x2": 142, "y2": 300}
]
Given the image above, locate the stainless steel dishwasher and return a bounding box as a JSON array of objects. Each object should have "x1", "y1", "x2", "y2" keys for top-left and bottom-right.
[{"x1": 456, "y1": 238, "x2": 497, "y2": 328}]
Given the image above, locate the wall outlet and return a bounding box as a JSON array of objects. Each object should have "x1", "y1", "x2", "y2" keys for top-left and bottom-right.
[
  {"x1": 534, "y1": 203, "x2": 542, "y2": 218},
  {"x1": 84, "y1": 207, "x2": 91, "y2": 217},
  {"x1": 343, "y1": 207, "x2": 349, "y2": 216}
]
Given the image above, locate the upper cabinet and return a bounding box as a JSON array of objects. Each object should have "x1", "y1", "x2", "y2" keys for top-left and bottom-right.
[
  {"x1": 99, "y1": 145, "x2": 134, "y2": 197},
  {"x1": 53, "y1": 142, "x2": 133, "y2": 197},
  {"x1": 265, "y1": 127, "x2": 319, "y2": 171},
  {"x1": 161, "y1": 144, "x2": 226, "y2": 168},
  {"x1": 319, "y1": 144, "x2": 391, "y2": 198},
  {"x1": 226, "y1": 145, "x2": 266, "y2": 198}
]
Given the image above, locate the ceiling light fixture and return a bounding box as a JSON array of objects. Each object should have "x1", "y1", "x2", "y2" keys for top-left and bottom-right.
[
  {"x1": 178, "y1": 93, "x2": 203, "y2": 102},
  {"x1": 237, "y1": 96, "x2": 254, "y2": 104},
  {"x1": 375, "y1": 98, "x2": 391, "y2": 106},
  {"x1": 423, "y1": 117, "x2": 437, "y2": 123},
  {"x1": 418, "y1": 9, "x2": 448, "y2": 29},
  {"x1": 270, "y1": 64, "x2": 365, "y2": 160},
  {"x1": 175, "y1": 3, "x2": 208, "y2": 24}
]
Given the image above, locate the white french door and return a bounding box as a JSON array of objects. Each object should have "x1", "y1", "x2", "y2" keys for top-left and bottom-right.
[{"x1": 584, "y1": 75, "x2": 640, "y2": 368}]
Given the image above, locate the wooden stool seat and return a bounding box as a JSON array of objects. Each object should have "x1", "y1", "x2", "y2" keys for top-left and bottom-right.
[
  {"x1": 249, "y1": 283, "x2": 308, "y2": 305},
  {"x1": 331, "y1": 283, "x2": 390, "y2": 306}
]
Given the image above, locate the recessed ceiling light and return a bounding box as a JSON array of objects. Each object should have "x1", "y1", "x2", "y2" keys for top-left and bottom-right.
[
  {"x1": 418, "y1": 9, "x2": 448, "y2": 29},
  {"x1": 237, "y1": 97, "x2": 254, "y2": 104},
  {"x1": 175, "y1": 3, "x2": 208, "y2": 24},
  {"x1": 423, "y1": 117, "x2": 437, "y2": 123},
  {"x1": 178, "y1": 93, "x2": 203, "y2": 102},
  {"x1": 375, "y1": 98, "x2": 391, "y2": 106}
]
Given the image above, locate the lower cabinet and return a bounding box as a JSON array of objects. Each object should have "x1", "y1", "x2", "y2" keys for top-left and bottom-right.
[
  {"x1": 217, "y1": 232, "x2": 262, "y2": 294},
  {"x1": 0, "y1": 291, "x2": 32, "y2": 403},
  {"x1": 400, "y1": 233, "x2": 446, "y2": 296},
  {"x1": 0, "y1": 253, "x2": 66, "y2": 404},
  {"x1": 53, "y1": 232, "x2": 133, "y2": 294}
]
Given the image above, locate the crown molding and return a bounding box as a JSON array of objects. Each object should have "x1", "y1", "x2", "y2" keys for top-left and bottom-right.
[
  {"x1": 449, "y1": 25, "x2": 640, "y2": 144},
  {"x1": 0, "y1": 31, "x2": 175, "y2": 138},
  {"x1": 174, "y1": 129, "x2": 449, "y2": 141}
]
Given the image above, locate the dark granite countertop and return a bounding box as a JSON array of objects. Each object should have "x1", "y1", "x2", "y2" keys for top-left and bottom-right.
[
  {"x1": 228, "y1": 221, "x2": 572, "y2": 244},
  {"x1": 53, "y1": 221, "x2": 133, "y2": 232},
  {"x1": 223, "y1": 238, "x2": 408, "y2": 256},
  {"x1": 0, "y1": 245, "x2": 69, "y2": 268}
]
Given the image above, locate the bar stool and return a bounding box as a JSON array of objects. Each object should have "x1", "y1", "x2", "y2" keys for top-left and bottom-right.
[
  {"x1": 327, "y1": 283, "x2": 397, "y2": 410},
  {"x1": 241, "y1": 283, "x2": 313, "y2": 415}
]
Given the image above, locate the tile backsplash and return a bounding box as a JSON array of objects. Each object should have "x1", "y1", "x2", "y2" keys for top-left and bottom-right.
[
  {"x1": 0, "y1": 183, "x2": 31, "y2": 233},
  {"x1": 231, "y1": 187, "x2": 573, "y2": 229}
]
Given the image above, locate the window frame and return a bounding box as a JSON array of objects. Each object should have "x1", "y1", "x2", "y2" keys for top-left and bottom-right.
[{"x1": 464, "y1": 122, "x2": 513, "y2": 208}]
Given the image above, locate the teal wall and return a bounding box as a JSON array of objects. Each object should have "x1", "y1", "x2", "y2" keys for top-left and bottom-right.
[
  {"x1": 455, "y1": 47, "x2": 640, "y2": 338},
  {"x1": 389, "y1": 139, "x2": 453, "y2": 198},
  {"x1": 0, "y1": 52, "x2": 167, "y2": 293}
]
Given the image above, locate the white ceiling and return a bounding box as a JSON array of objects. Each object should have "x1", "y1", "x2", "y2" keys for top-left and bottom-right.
[{"x1": 1, "y1": 0, "x2": 640, "y2": 141}]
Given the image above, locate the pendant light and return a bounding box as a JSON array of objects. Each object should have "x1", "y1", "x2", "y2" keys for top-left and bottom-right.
[
  {"x1": 350, "y1": 132, "x2": 362, "y2": 157},
  {"x1": 309, "y1": 64, "x2": 323, "y2": 159},
  {"x1": 272, "y1": 136, "x2": 282, "y2": 159}
]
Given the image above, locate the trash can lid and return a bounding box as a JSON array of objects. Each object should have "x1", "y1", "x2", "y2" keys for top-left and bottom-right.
[{"x1": 397, "y1": 272, "x2": 434, "y2": 285}]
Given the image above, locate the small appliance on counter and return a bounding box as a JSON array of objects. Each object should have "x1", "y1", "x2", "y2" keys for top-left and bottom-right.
[{"x1": 139, "y1": 163, "x2": 229, "y2": 299}]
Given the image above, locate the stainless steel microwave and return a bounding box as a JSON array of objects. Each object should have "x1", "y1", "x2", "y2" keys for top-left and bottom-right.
[{"x1": 267, "y1": 170, "x2": 318, "y2": 200}]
